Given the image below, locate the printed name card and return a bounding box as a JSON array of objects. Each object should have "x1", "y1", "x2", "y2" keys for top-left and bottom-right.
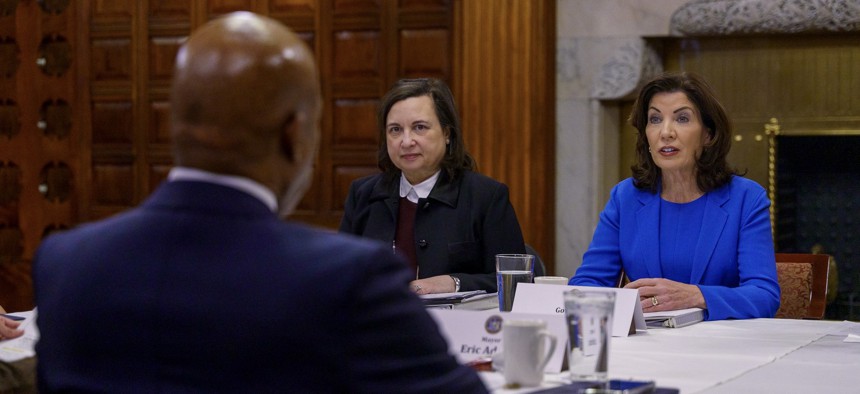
[
  {"x1": 510, "y1": 283, "x2": 646, "y2": 337},
  {"x1": 427, "y1": 308, "x2": 568, "y2": 373}
]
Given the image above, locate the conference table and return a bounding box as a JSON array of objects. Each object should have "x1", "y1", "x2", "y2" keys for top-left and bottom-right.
[{"x1": 479, "y1": 318, "x2": 860, "y2": 393}]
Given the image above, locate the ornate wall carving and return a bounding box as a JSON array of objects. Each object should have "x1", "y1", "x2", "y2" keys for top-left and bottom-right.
[
  {"x1": 671, "y1": 0, "x2": 860, "y2": 35},
  {"x1": 592, "y1": 39, "x2": 663, "y2": 100}
]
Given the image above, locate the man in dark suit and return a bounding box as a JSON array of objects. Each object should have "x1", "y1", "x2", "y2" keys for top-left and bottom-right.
[{"x1": 33, "y1": 12, "x2": 487, "y2": 393}]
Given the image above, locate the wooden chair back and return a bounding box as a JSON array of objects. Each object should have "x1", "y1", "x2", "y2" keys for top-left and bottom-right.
[{"x1": 774, "y1": 253, "x2": 830, "y2": 319}]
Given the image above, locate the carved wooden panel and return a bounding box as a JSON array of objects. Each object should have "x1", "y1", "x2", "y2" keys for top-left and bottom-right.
[
  {"x1": 399, "y1": 29, "x2": 448, "y2": 79},
  {"x1": 400, "y1": 0, "x2": 450, "y2": 12},
  {"x1": 0, "y1": 37, "x2": 19, "y2": 78},
  {"x1": 92, "y1": 0, "x2": 132, "y2": 19},
  {"x1": 208, "y1": 0, "x2": 255, "y2": 16},
  {"x1": 92, "y1": 101, "x2": 133, "y2": 144},
  {"x1": 333, "y1": 30, "x2": 381, "y2": 82},
  {"x1": 270, "y1": 0, "x2": 316, "y2": 15},
  {"x1": 333, "y1": 165, "x2": 378, "y2": 210},
  {"x1": 150, "y1": 0, "x2": 192, "y2": 20},
  {"x1": 150, "y1": 101, "x2": 171, "y2": 144},
  {"x1": 0, "y1": 100, "x2": 20, "y2": 138},
  {"x1": 91, "y1": 38, "x2": 132, "y2": 81},
  {"x1": 0, "y1": 161, "x2": 22, "y2": 205},
  {"x1": 39, "y1": 161, "x2": 73, "y2": 203},
  {"x1": 333, "y1": 0, "x2": 381, "y2": 14},
  {"x1": 333, "y1": 99, "x2": 377, "y2": 146},
  {"x1": 1, "y1": 0, "x2": 79, "y2": 309},
  {"x1": 92, "y1": 163, "x2": 134, "y2": 206},
  {"x1": 149, "y1": 37, "x2": 184, "y2": 80},
  {"x1": 38, "y1": 98, "x2": 72, "y2": 139}
]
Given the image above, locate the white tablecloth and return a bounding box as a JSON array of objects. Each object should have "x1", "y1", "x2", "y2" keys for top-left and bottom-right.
[{"x1": 482, "y1": 318, "x2": 860, "y2": 393}]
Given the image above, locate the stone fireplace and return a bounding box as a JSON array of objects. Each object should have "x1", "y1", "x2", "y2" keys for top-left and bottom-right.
[
  {"x1": 574, "y1": 0, "x2": 860, "y2": 320},
  {"x1": 774, "y1": 131, "x2": 860, "y2": 318}
]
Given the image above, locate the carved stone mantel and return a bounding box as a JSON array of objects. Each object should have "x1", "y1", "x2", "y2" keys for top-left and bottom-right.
[
  {"x1": 670, "y1": 0, "x2": 860, "y2": 35},
  {"x1": 592, "y1": 0, "x2": 860, "y2": 100},
  {"x1": 591, "y1": 39, "x2": 663, "y2": 100}
]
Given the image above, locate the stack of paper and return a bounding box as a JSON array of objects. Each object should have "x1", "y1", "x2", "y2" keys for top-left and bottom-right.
[
  {"x1": 421, "y1": 291, "x2": 497, "y2": 310},
  {"x1": 0, "y1": 309, "x2": 38, "y2": 362}
]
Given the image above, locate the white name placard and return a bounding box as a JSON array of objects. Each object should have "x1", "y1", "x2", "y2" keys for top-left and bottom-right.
[
  {"x1": 510, "y1": 283, "x2": 646, "y2": 337},
  {"x1": 427, "y1": 308, "x2": 568, "y2": 373}
]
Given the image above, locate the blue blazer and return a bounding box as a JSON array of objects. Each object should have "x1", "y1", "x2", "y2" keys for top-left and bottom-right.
[
  {"x1": 34, "y1": 181, "x2": 487, "y2": 393},
  {"x1": 571, "y1": 176, "x2": 780, "y2": 320}
]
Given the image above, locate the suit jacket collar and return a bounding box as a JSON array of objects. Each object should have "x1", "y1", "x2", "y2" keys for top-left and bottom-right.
[
  {"x1": 633, "y1": 180, "x2": 731, "y2": 282},
  {"x1": 144, "y1": 180, "x2": 277, "y2": 218}
]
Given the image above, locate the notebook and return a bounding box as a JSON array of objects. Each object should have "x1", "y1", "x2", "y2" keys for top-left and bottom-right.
[{"x1": 644, "y1": 307, "x2": 704, "y2": 328}]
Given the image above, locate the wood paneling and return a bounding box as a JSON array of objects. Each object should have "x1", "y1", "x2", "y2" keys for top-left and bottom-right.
[
  {"x1": 1, "y1": 0, "x2": 558, "y2": 309},
  {"x1": 0, "y1": 0, "x2": 79, "y2": 309},
  {"x1": 333, "y1": 99, "x2": 378, "y2": 146},
  {"x1": 455, "y1": 0, "x2": 556, "y2": 273}
]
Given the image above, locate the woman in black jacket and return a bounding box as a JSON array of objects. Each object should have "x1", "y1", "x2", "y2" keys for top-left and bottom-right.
[{"x1": 339, "y1": 78, "x2": 526, "y2": 294}]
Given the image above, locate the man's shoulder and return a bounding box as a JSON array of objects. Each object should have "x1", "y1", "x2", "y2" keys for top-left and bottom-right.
[{"x1": 276, "y1": 222, "x2": 395, "y2": 265}]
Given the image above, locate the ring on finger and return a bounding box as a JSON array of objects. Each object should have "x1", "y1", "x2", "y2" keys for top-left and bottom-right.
[{"x1": 651, "y1": 296, "x2": 659, "y2": 306}]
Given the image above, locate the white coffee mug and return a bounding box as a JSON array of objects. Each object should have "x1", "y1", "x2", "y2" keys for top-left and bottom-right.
[
  {"x1": 534, "y1": 276, "x2": 570, "y2": 286},
  {"x1": 493, "y1": 319, "x2": 557, "y2": 387}
]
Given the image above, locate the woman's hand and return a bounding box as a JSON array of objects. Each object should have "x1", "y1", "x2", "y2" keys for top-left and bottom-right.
[
  {"x1": 410, "y1": 275, "x2": 457, "y2": 295},
  {"x1": 0, "y1": 317, "x2": 24, "y2": 341},
  {"x1": 624, "y1": 278, "x2": 706, "y2": 312}
]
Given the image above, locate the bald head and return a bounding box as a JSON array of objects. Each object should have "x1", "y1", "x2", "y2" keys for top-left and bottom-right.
[{"x1": 170, "y1": 12, "x2": 321, "y2": 216}]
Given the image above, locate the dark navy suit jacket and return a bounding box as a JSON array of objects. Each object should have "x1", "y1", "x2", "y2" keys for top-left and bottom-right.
[
  {"x1": 34, "y1": 180, "x2": 487, "y2": 393},
  {"x1": 571, "y1": 176, "x2": 780, "y2": 320},
  {"x1": 339, "y1": 171, "x2": 526, "y2": 292}
]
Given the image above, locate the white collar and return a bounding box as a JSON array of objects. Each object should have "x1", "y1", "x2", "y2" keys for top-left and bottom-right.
[
  {"x1": 167, "y1": 167, "x2": 278, "y2": 213},
  {"x1": 399, "y1": 171, "x2": 440, "y2": 203}
]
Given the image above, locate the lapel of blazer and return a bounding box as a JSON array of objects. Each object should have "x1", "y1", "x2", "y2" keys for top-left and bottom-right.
[
  {"x1": 634, "y1": 188, "x2": 663, "y2": 278},
  {"x1": 690, "y1": 182, "x2": 731, "y2": 283},
  {"x1": 370, "y1": 174, "x2": 400, "y2": 220}
]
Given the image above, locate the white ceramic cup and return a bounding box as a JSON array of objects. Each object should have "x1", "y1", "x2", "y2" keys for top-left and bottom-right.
[
  {"x1": 534, "y1": 276, "x2": 570, "y2": 286},
  {"x1": 493, "y1": 319, "x2": 557, "y2": 387}
]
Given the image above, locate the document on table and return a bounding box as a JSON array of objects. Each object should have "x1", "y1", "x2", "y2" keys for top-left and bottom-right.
[
  {"x1": 644, "y1": 307, "x2": 704, "y2": 328},
  {"x1": 0, "y1": 309, "x2": 38, "y2": 362},
  {"x1": 420, "y1": 290, "x2": 491, "y2": 305},
  {"x1": 828, "y1": 320, "x2": 860, "y2": 342}
]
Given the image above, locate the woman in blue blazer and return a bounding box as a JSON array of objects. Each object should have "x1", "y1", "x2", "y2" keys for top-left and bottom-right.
[{"x1": 570, "y1": 72, "x2": 780, "y2": 320}]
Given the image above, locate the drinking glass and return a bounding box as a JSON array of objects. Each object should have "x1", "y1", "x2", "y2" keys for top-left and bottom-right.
[
  {"x1": 563, "y1": 290, "x2": 615, "y2": 383},
  {"x1": 496, "y1": 254, "x2": 535, "y2": 312}
]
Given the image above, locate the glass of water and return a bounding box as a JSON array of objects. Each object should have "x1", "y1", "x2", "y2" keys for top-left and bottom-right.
[
  {"x1": 496, "y1": 254, "x2": 535, "y2": 311},
  {"x1": 563, "y1": 289, "x2": 615, "y2": 383}
]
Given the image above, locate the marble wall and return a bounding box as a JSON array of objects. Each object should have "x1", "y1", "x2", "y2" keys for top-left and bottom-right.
[{"x1": 555, "y1": 0, "x2": 687, "y2": 277}]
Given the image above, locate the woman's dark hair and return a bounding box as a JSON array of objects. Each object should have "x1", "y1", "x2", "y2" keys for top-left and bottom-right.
[
  {"x1": 628, "y1": 71, "x2": 737, "y2": 193},
  {"x1": 377, "y1": 78, "x2": 475, "y2": 181}
]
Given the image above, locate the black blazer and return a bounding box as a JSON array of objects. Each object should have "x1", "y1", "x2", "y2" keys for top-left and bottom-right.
[{"x1": 340, "y1": 170, "x2": 526, "y2": 292}]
